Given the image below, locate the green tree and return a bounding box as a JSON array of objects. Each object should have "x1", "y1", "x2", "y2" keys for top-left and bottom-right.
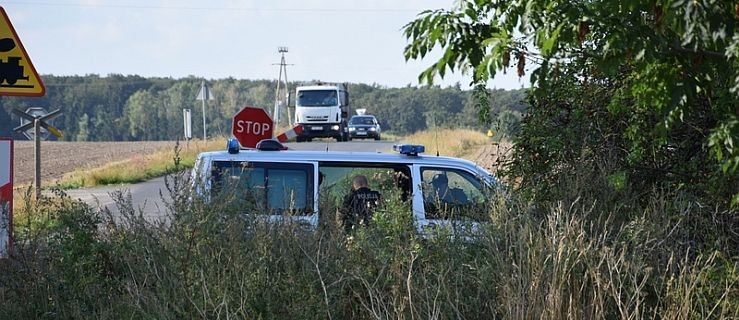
[
  {"x1": 76, "y1": 113, "x2": 90, "y2": 141},
  {"x1": 124, "y1": 90, "x2": 161, "y2": 140},
  {"x1": 403, "y1": 0, "x2": 738, "y2": 206}
]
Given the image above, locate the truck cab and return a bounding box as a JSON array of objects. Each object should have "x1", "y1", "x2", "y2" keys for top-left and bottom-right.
[
  {"x1": 192, "y1": 140, "x2": 500, "y2": 236},
  {"x1": 293, "y1": 83, "x2": 350, "y2": 142}
]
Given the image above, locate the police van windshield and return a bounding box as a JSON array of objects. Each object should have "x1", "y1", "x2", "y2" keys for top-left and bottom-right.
[
  {"x1": 297, "y1": 90, "x2": 338, "y2": 107},
  {"x1": 421, "y1": 167, "x2": 490, "y2": 222}
]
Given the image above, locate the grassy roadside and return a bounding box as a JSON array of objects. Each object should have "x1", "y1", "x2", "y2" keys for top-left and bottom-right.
[
  {"x1": 397, "y1": 128, "x2": 491, "y2": 158},
  {"x1": 4, "y1": 166, "x2": 736, "y2": 318},
  {"x1": 52, "y1": 138, "x2": 225, "y2": 189}
]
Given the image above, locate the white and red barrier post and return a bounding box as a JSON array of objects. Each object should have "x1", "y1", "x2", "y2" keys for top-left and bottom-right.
[
  {"x1": 0, "y1": 137, "x2": 13, "y2": 258},
  {"x1": 276, "y1": 125, "x2": 304, "y2": 143}
]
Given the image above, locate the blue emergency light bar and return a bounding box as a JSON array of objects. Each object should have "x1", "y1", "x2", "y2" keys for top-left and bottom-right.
[
  {"x1": 227, "y1": 138, "x2": 240, "y2": 154},
  {"x1": 393, "y1": 144, "x2": 425, "y2": 156}
]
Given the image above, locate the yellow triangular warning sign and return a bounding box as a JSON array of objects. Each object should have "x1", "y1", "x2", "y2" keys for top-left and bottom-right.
[{"x1": 0, "y1": 6, "x2": 45, "y2": 97}]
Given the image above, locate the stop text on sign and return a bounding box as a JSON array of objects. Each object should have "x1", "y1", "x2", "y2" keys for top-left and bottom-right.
[{"x1": 235, "y1": 120, "x2": 271, "y2": 135}]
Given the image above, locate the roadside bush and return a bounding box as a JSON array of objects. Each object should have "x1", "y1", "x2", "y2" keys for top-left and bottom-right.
[{"x1": 1, "y1": 170, "x2": 736, "y2": 319}]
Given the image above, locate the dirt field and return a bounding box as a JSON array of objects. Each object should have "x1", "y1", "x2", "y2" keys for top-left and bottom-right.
[{"x1": 13, "y1": 141, "x2": 179, "y2": 186}]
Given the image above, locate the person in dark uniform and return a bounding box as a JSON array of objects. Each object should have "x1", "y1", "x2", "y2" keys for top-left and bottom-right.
[
  {"x1": 430, "y1": 174, "x2": 468, "y2": 204},
  {"x1": 337, "y1": 174, "x2": 381, "y2": 232}
]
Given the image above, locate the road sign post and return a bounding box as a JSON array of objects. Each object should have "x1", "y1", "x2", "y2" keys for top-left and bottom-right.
[
  {"x1": 183, "y1": 108, "x2": 192, "y2": 140},
  {"x1": 196, "y1": 80, "x2": 214, "y2": 141},
  {"x1": 232, "y1": 106, "x2": 274, "y2": 149},
  {"x1": 13, "y1": 108, "x2": 62, "y2": 200},
  {"x1": 0, "y1": 138, "x2": 13, "y2": 258}
]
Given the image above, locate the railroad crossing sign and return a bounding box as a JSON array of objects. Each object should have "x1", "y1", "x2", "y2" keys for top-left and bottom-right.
[
  {"x1": 13, "y1": 108, "x2": 62, "y2": 201},
  {"x1": 232, "y1": 106, "x2": 273, "y2": 148},
  {"x1": 0, "y1": 6, "x2": 45, "y2": 97},
  {"x1": 14, "y1": 107, "x2": 62, "y2": 140}
]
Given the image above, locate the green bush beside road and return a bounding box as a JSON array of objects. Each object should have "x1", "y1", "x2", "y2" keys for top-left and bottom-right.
[{"x1": 1, "y1": 172, "x2": 736, "y2": 319}]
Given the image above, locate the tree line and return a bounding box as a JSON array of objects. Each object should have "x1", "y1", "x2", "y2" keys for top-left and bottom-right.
[{"x1": 0, "y1": 75, "x2": 526, "y2": 141}]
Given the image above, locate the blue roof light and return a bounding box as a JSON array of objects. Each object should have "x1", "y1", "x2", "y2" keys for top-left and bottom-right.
[
  {"x1": 393, "y1": 144, "x2": 425, "y2": 156},
  {"x1": 227, "y1": 138, "x2": 240, "y2": 154}
]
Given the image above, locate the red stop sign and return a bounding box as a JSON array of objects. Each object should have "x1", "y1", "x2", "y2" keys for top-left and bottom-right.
[{"x1": 232, "y1": 106, "x2": 274, "y2": 148}]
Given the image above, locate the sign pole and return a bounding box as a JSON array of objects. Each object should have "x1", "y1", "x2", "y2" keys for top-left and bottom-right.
[
  {"x1": 183, "y1": 108, "x2": 191, "y2": 150},
  {"x1": 202, "y1": 94, "x2": 207, "y2": 141},
  {"x1": 34, "y1": 117, "x2": 40, "y2": 200},
  {"x1": 195, "y1": 80, "x2": 214, "y2": 142}
]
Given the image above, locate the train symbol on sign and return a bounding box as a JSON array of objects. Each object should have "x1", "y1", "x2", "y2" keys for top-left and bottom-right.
[{"x1": 0, "y1": 38, "x2": 29, "y2": 86}]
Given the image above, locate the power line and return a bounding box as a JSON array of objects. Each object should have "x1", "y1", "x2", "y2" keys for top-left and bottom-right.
[{"x1": 2, "y1": 1, "x2": 425, "y2": 13}]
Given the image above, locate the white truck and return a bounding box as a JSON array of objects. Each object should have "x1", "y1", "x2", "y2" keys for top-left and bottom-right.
[{"x1": 293, "y1": 82, "x2": 350, "y2": 142}]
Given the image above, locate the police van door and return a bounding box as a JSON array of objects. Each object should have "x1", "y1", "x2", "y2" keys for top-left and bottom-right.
[
  {"x1": 412, "y1": 165, "x2": 489, "y2": 236},
  {"x1": 210, "y1": 160, "x2": 319, "y2": 226}
]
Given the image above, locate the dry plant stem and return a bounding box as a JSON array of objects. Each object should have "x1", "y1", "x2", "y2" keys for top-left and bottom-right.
[
  {"x1": 406, "y1": 252, "x2": 417, "y2": 320},
  {"x1": 297, "y1": 233, "x2": 333, "y2": 320}
]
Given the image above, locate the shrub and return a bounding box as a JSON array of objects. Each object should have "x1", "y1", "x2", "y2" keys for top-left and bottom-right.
[{"x1": 0, "y1": 167, "x2": 736, "y2": 319}]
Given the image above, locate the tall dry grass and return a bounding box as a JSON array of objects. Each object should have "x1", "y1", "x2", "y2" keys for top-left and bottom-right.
[
  {"x1": 399, "y1": 128, "x2": 491, "y2": 158},
  {"x1": 1, "y1": 164, "x2": 736, "y2": 319}
]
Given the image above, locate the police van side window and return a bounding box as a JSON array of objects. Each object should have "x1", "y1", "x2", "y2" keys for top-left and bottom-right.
[
  {"x1": 421, "y1": 167, "x2": 488, "y2": 222},
  {"x1": 267, "y1": 169, "x2": 309, "y2": 210},
  {"x1": 211, "y1": 161, "x2": 313, "y2": 215},
  {"x1": 318, "y1": 163, "x2": 412, "y2": 210}
]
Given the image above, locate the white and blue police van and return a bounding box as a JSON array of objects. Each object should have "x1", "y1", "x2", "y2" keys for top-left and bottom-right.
[{"x1": 192, "y1": 139, "x2": 500, "y2": 234}]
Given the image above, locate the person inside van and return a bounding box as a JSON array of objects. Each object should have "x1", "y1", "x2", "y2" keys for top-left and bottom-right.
[
  {"x1": 430, "y1": 173, "x2": 468, "y2": 204},
  {"x1": 337, "y1": 174, "x2": 381, "y2": 232}
]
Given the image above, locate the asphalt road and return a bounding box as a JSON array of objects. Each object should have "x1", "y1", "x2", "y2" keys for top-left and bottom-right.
[{"x1": 64, "y1": 140, "x2": 397, "y2": 218}]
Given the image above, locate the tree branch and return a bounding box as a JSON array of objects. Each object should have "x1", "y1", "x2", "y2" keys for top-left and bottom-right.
[{"x1": 670, "y1": 44, "x2": 727, "y2": 60}]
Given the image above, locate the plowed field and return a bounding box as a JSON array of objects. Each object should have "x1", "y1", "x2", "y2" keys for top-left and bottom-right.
[{"x1": 13, "y1": 141, "x2": 178, "y2": 186}]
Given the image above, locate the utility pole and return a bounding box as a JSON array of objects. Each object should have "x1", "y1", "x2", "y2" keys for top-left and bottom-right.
[{"x1": 273, "y1": 47, "x2": 293, "y2": 128}]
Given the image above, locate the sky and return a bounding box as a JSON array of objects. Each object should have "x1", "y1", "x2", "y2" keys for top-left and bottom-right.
[{"x1": 1, "y1": 0, "x2": 529, "y2": 90}]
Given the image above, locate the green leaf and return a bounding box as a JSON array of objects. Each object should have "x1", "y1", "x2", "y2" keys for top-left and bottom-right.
[{"x1": 541, "y1": 23, "x2": 564, "y2": 56}]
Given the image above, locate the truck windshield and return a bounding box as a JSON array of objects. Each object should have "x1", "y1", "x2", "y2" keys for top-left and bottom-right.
[{"x1": 297, "y1": 90, "x2": 338, "y2": 107}]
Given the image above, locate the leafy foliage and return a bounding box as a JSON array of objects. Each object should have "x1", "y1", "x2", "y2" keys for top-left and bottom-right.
[{"x1": 403, "y1": 0, "x2": 739, "y2": 207}]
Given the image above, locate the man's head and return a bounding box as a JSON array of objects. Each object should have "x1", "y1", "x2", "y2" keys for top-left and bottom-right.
[
  {"x1": 431, "y1": 174, "x2": 448, "y2": 190},
  {"x1": 352, "y1": 175, "x2": 369, "y2": 190}
]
